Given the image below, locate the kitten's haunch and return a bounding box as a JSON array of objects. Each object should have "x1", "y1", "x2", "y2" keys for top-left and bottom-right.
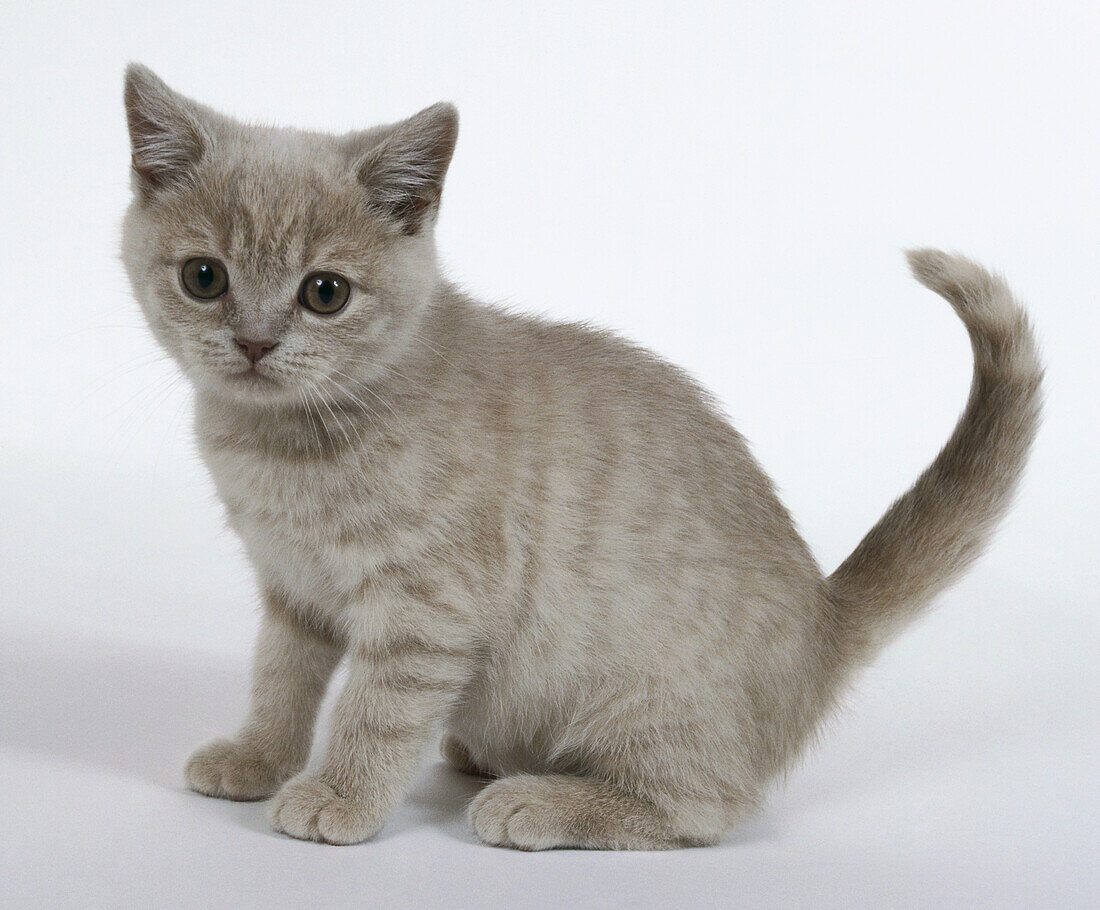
[{"x1": 122, "y1": 64, "x2": 1042, "y2": 850}]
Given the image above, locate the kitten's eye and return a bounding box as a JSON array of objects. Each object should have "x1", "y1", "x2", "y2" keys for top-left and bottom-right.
[
  {"x1": 299, "y1": 272, "x2": 351, "y2": 315},
  {"x1": 180, "y1": 258, "x2": 229, "y2": 299}
]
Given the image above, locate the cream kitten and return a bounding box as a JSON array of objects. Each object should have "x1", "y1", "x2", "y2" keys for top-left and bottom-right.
[{"x1": 121, "y1": 64, "x2": 1042, "y2": 850}]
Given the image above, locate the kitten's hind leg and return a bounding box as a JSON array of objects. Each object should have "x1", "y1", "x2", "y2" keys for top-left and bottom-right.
[
  {"x1": 440, "y1": 734, "x2": 494, "y2": 778},
  {"x1": 468, "y1": 774, "x2": 719, "y2": 850}
]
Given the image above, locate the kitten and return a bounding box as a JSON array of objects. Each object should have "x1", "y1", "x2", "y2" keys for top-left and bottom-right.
[{"x1": 121, "y1": 64, "x2": 1042, "y2": 850}]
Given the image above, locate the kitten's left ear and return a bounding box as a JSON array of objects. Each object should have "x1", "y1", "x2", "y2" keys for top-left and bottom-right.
[
  {"x1": 353, "y1": 103, "x2": 459, "y2": 235},
  {"x1": 124, "y1": 64, "x2": 212, "y2": 199}
]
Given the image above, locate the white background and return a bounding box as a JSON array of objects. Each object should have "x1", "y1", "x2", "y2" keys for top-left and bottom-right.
[{"x1": 1, "y1": 1, "x2": 1097, "y2": 907}]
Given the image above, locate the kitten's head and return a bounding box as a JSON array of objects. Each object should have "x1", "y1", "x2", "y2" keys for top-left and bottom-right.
[{"x1": 121, "y1": 64, "x2": 457, "y2": 406}]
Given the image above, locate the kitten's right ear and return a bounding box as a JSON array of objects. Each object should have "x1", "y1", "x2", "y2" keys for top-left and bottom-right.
[{"x1": 123, "y1": 64, "x2": 211, "y2": 198}]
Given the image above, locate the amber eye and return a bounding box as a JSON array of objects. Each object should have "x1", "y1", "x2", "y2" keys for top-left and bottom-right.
[
  {"x1": 180, "y1": 258, "x2": 229, "y2": 299},
  {"x1": 299, "y1": 272, "x2": 351, "y2": 315}
]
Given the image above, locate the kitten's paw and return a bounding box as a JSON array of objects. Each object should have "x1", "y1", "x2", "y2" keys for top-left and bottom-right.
[
  {"x1": 268, "y1": 774, "x2": 382, "y2": 845},
  {"x1": 185, "y1": 738, "x2": 288, "y2": 801},
  {"x1": 469, "y1": 774, "x2": 683, "y2": 850},
  {"x1": 468, "y1": 775, "x2": 570, "y2": 850}
]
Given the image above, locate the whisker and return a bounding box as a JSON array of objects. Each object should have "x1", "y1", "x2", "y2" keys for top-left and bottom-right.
[
  {"x1": 304, "y1": 384, "x2": 331, "y2": 453},
  {"x1": 319, "y1": 372, "x2": 382, "y2": 442},
  {"x1": 312, "y1": 377, "x2": 355, "y2": 450},
  {"x1": 328, "y1": 367, "x2": 405, "y2": 430},
  {"x1": 298, "y1": 386, "x2": 323, "y2": 455}
]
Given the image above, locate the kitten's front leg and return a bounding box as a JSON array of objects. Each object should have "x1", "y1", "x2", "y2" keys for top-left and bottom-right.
[
  {"x1": 268, "y1": 607, "x2": 473, "y2": 845},
  {"x1": 186, "y1": 596, "x2": 343, "y2": 801}
]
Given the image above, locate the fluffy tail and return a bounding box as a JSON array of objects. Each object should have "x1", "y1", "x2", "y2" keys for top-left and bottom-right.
[{"x1": 829, "y1": 250, "x2": 1043, "y2": 658}]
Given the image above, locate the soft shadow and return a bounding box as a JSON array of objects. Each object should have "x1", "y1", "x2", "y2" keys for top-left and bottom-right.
[
  {"x1": 1, "y1": 625, "x2": 248, "y2": 788},
  {"x1": 0, "y1": 625, "x2": 484, "y2": 843},
  {"x1": 385, "y1": 763, "x2": 489, "y2": 844},
  {"x1": 778, "y1": 679, "x2": 1065, "y2": 820}
]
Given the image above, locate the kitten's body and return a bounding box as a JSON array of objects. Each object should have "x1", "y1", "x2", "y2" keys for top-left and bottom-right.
[
  {"x1": 122, "y1": 66, "x2": 1042, "y2": 849},
  {"x1": 200, "y1": 291, "x2": 839, "y2": 836}
]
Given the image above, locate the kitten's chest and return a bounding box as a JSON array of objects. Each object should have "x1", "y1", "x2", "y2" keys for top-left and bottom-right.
[{"x1": 199, "y1": 433, "x2": 414, "y2": 608}]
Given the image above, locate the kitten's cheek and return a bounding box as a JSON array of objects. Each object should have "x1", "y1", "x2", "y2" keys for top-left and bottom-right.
[{"x1": 268, "y1": 774, "x2": 384, "y2": 845}]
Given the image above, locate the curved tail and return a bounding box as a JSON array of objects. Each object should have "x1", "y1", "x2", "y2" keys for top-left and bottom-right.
[{"x1": 829, "y1": 250, "x2": 1043, "y2": 659}]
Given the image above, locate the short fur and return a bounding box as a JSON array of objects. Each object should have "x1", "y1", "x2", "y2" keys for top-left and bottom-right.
[{"x1": 121, "y1": 65, "x2": 1043, "y2": 849}]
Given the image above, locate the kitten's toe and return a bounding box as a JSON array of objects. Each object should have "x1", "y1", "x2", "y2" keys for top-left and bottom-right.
[
  {"x1": 268, "y1": 774, "x2": 381, "y2": 845},
  {"x1": 184, "y1": 738, "x2": 286, "y2": 801}
]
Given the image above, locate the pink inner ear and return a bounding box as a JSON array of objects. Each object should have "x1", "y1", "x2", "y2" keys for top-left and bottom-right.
[
  {"x1": 355, "y1": 103, "x2": 459, "y2": 234},
  {"x1": 124, "y1": 65, "x2": 209, "y2": 195}
]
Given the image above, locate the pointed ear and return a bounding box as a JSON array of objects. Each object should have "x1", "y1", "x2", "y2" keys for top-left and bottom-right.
[
  {"x1": 123, "y1": 64, "x2": 211, "y2": 198},
  {"x1": 353, "y1": 102, "x2": 459, "y2": 235}
]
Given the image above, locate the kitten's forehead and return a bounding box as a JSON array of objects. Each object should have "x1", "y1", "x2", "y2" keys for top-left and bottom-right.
[
  {"x1": 220, "y1": 162, "x2": 327, "y2": 274},
  {"x1": 169, "y1": 128, "x2": 381, "y2": 280}
]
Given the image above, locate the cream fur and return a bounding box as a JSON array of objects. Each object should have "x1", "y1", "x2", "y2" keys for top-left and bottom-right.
[{"x1": 121, "y1": 65, "x2": 1043, "y2": 849}]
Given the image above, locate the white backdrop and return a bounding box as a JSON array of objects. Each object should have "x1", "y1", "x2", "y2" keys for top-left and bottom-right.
[{"x1": 1, "y1": 2, "x2": 1097, "y2": 908}]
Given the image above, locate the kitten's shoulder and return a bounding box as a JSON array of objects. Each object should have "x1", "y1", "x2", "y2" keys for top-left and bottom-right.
[{"x1": 430, "y1": 282, "x2": 686, "y2": 375}]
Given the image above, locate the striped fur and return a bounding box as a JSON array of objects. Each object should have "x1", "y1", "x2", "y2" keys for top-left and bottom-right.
[{"x1": 122, "y1": 66, "x2": 1042, "y2": 849}]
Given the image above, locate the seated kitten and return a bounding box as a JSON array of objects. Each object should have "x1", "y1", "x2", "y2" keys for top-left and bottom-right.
[{"x1": 121, "y1": 64, "x2": 1042, "y2": 850}]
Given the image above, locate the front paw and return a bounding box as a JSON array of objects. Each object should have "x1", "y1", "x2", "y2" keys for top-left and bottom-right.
[
  {"x1": 268, "y1": 774, "x2": 383, "y2": 845},
  {"x1": 184, "y1": 738, "x2": 288, "y2": 801}
]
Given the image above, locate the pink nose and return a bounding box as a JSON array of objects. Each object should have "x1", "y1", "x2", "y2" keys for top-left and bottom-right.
[{"x1": 236, "y1": 336, "x2": 277, "y2": 364}]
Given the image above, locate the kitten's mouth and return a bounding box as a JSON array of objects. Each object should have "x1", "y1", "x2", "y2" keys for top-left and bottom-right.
[{"x1": 230, "y1": 366, "x2": 279, "y2": 387}]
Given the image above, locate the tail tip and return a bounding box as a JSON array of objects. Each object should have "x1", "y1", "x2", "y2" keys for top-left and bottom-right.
[
  {"x1": 904, "y1": 246, "x2": 1019, "y2": 323},
  {"x1": 905, "y1": 248, "x2": 992, "y2": 297},
  {"x1": 904, "y1": 247, "x2": 952, "y2": 276},
  {"x1": 905, "y1": 247, "x2": 1042, "y2": 383}
]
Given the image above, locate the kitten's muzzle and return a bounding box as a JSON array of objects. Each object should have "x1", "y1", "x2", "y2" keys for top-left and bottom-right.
[{"x1": 236, "y1": 335, "x2": 278, "y2": 364}]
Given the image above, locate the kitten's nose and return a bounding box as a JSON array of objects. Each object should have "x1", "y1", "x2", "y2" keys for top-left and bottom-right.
[{"x1": 236, "y1": 336, "x2": 277, "y2": 364}]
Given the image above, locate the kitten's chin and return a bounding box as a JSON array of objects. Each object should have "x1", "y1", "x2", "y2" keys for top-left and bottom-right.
[
  {"x1": 229, "y1": 367, "x2": 280, "y2": 388},
  {"x1": 202, "y1": 368, "x2": 297, "y2": 407}
]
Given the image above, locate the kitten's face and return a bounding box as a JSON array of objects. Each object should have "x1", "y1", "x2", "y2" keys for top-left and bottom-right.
[{"x1": 121, "y1": 66, "x2": 457, "y2": 407}]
